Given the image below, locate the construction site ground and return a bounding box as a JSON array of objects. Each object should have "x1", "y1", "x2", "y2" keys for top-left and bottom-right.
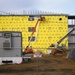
[{"x1": 0, "y1": 54, "x2": 75, "y2": 75}]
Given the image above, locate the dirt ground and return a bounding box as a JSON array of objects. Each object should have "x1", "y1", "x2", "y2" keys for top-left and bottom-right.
[{"x1": 0, "y1": 54, "x2": 75, "y2": 75}]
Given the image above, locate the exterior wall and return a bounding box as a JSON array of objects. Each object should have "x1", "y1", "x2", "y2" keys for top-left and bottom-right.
[
  {"x1": 68, "y1": 16, "x2": 75, "y2": 49},
  {"x1": 0, "y1": 15, "x2": 68, "y2": 53},
  {"x1": 68, "y1": 26, "x2": 75, "y2": 49}
]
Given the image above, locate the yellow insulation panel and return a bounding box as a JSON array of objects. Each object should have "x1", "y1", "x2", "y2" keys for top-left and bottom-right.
[{"x1": 0, "y1": 15, "x2": 68, "y2": 54}]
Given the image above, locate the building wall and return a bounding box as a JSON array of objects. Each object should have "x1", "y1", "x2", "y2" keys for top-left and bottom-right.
[
  {"x1": 0, "y1": 15, "x2": 68, "y2": 53},
  {"x1": 68, "y1": 16, "x2": 75, "y2": 49}
]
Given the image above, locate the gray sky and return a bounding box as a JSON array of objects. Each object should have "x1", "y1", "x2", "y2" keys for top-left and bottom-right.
[{"x1": 0, "y1": 0, "x2": 75, "y2": 15}]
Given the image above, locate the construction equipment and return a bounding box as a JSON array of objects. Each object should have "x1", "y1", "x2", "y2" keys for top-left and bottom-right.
[
  {"x1": 49, "y1": 26, "x2": 75, "y2": 55},
  {"x1": 23, "y1": 17, "x2": 45, "y2": 54}
]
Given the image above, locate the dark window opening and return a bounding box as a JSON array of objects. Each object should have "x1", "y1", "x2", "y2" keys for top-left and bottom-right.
[
  {"x1": 28, "y1": 27, "x2": 36, "y2": 32},
  {"x1": 28, "y1": 37, "x2": 35, "y2": 41},
  {"x1": 28, "y1": 16, "x2": 34, "y2": 21},
  {"x1": 28, "y1": 17, "x2": 34, "y2": 21},
  {"x1": 28, "y1": 15, "x2": 41, "y2": 21}
]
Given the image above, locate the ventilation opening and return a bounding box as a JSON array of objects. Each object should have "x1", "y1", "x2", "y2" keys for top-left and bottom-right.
[
  {"x1": 3, "y1": 41, "x2": 11, "y2": 50},
  {"x1": 59, "y1": 18, "x2": 62, "y2": 21},
  {"x1": 2, "y1": 60, "x2": 12, "y2": 63}
]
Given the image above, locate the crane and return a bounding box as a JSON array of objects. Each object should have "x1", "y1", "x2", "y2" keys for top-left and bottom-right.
[{"x1": 23, "y1": 16, "x2": 45, "y2": 54}]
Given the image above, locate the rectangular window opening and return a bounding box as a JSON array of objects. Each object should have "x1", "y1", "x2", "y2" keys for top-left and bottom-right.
[
  {"x1": 28, "y1": 37, "x2": 35, "y2": 41},
  {"x1": 28, "y1": 27, "x2": 36, "y2": 32},
  {"x1": 68, "y1": 19, "x2": 75, "y2": 25}
]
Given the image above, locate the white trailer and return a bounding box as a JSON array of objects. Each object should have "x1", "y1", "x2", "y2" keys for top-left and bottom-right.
[{"x1": 0, "y1": 31, "x2": 22, "y2": 64}]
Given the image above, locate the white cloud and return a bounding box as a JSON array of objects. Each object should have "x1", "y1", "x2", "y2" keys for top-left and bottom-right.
[
  {"x1": 0, "y1": 0, "x2": 75, "y2": 15},
  {"x1": 34, "y1": 0, "x2": 74, "y2": 14}
]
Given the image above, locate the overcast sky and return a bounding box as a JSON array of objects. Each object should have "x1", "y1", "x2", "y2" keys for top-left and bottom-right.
[{"x1": 0, "y1": 0, "x2": 75, "y2": 15}]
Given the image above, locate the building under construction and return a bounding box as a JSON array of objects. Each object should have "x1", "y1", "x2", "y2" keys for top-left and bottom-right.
[{"x1": 0, "y1": 13, "x2": 75, "y2": 54}]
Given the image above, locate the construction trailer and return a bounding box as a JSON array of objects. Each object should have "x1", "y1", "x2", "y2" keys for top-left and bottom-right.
[
  {"x1": 0, "y1": 14, "x2": 75, "y2": 54},
  {"x1": 0, "y1": 31, "x2": 22, "y2": 64}
]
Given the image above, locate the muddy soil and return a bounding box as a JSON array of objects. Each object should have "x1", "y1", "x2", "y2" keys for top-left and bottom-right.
[{"x1": 0, "y1": 55, "x2": 75, "y2": 75}]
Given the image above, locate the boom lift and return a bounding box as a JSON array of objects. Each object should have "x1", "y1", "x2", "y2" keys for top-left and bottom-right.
[
  {"x1": 23, "y1": 17, "x2": 45, "y2": 54},
  {"x1": 50, "y1": 26, "x2": 75, "y2": 55}
]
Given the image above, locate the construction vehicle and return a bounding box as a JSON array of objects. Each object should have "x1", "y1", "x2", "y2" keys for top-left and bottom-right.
[
  {"x1": 49, "y1": 26, "x2": 75, "y2": 55},
  {"x1": 23, "y1": 17, "x2": 45, "y2": 55}
]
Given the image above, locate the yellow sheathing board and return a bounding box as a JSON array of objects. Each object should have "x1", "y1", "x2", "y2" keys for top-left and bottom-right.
[{"x1": 0, "y1": 15, "x2": 68, "y2": 54}]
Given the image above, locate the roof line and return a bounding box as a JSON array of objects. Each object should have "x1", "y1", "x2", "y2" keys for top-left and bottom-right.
[{"x1": 0, "y1": 14, "x2": 68, "y2": 16}]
